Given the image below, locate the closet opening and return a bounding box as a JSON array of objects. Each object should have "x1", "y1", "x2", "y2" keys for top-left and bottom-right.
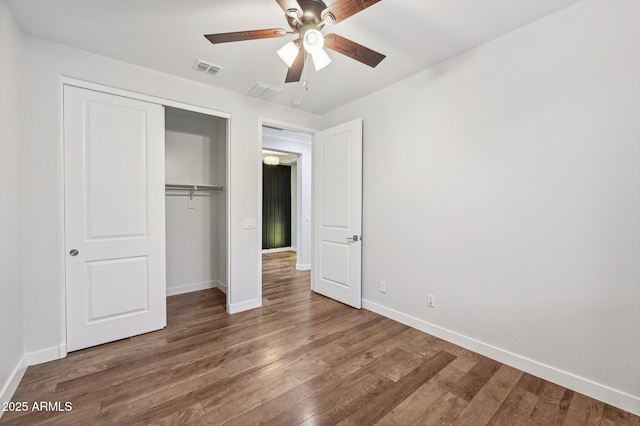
[{"x1": 165, "y1": 107, "x2": 228, "y2": 307}]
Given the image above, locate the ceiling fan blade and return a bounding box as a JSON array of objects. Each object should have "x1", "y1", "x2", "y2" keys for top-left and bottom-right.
[
  {"x1": 285, "y1": 48, "x2": 305, "y2": 83},
  {"x1": 322, "y1": 0, "x2": 382, "y2": 24},
  {"x1": 204, "y1": 29, "x2": 288, "y2": 44},
  {"x1": 324, "y1": 34, "x2": 385, "y2": 68}
]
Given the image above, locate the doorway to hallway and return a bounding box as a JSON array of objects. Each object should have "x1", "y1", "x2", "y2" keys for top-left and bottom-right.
[{"x1": 260, "y1": 124, "x2": 313, "y2": 270}]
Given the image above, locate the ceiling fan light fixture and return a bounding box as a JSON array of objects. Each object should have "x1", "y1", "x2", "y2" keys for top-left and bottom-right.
[
  {"x1": 311, "y1": 49, "x2": 332, "y2": 71},
  {"x1": 263, "y1": 155, "x2": 280, "y2": 165},
  {"x1": 277, "y1": 41, "x2": 299, "y2": 68},
  {"x1": 303, "y1": 29, "x2": 324, "y2": 54}
]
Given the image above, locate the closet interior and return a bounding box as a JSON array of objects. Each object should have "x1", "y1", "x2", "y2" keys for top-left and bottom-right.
[{"x1": 164, "y1": 107, "x2": 228, "y2": 298}]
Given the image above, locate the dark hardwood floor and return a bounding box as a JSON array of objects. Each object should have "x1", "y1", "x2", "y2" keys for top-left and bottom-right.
[{"x1": 2, "y1": 251, "x2": 638, "y2": 425}]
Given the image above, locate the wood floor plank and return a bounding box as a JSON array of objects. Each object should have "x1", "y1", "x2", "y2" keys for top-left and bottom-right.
[
  {"x1": 376, "y1": 357, "x2": 475, "y2": 425},
  {"x1": 303, "y1": 334, "x2": 418, "y2": 393},
  {"x1": 601, "y1": 403, "x2": 635, "y2": 426},
  {"x1": 199, "y1": 353, "x2": 330, "y2": 423},
  {"x1": 379, "y1": 349, "x2": 424, "y2": 383},
  {"x1": 516, "y1": 372, "x2": 546, "y2": 396},
  {"x1": 262, "y1": 372, "x2": 390, "y2": 425},
  {"x1": 377, "y1": 379, "x2": 452, "y2": 425},
  {"x1": 526, "y1": 381, "x2": 571, "y2": 425},
  {"x1": 309, "y1": 374, "x2": 395, "y2": 425},
  {"x1": 414, "y1": 391, "x2": 468, "y2": 425},
  {"x1": 451, "y1": 364, "x2": 524, "y2": 425},
  {"x1": 487, "y1": 386, "x2": 539, "y2": 425},
  {"x1": 135, "y1": 401, "x2": 207, "y2": 426},
  {"x1": 337, "y1": 351, "x2": 456, "y2": 425},
  {"x1": 263, "y1": 347, "x2": 421, "y2": 425},
  {"x1": 222, "y1": 384, "x2": 317, "y2": 426},
  {"x1": 452, "y1": 356, "x2": 504, "y2": 401},
  {"x1": 320, "y1": 319, "x2": 408, "y2": 367},
  {"x1": 2, "y1": 252, "x2": 638, "y2": 425},
  {"x1": 395, "y1": 327, "x2": 442, "y2": 359},
  {"x1": 563, "y1": 392, "x2": 605, "y2": 425}
]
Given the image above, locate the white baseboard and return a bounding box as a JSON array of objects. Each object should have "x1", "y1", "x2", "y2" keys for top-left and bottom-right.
[
  {"x1": 166, "y1": 280, "x2": 215, "y2": 297},
  {"x1": 0, "y1": 354, "x2": 27, "y2": 418},
  {"x1": 296, "y1": 263, "x2": 311, "y2": 271},
  {"x1": 262, "y1": 247, "x2": 296, "y2": 254},
  {"x1": 25, "y1": 345, "x2": 64, "y2": 366},
  {"x1": 227, "y1": 298, "x2": 261, "y2": 314},
  {"x1": 58, "y1": 343, "x2": 67, "y2": 359},
  {"x1": 216, "y1": 280, "x2": 228, "y2": 295},
  {"x1": 362, "y1": 299, "x2": 640, "y2": 416},
  {"x1": 1, "y1": 344, "x2": 66, "y2": 418}
]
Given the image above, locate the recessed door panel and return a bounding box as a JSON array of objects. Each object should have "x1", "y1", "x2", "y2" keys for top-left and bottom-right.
[
  {"x1": 321, "y1": 241, "x2": 350, "y2": 288},
  {"x1": 87, "y1": 256, "x2": 149, "y2": 322},
  {"x1": 321, "y1": 135, "x2": 351, "y2": 229},
  {"x1": 85, "y1": 102, "x2": 148, "y2": 239}
]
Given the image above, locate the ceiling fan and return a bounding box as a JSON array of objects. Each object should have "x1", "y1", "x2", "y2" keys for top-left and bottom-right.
[{"x1": 204, "y1": 0, "x2": 386, "y2": 83}]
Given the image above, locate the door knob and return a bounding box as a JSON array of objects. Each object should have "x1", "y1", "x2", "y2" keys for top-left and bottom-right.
[
  {"x1": 69, "y1": 249, "x2": 79, "y2": 256},
  {"x1": 346, "y1": 235, "x2": 359, "y2": 242}
]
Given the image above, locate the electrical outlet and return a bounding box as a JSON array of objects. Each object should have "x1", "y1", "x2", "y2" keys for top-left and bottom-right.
[
  {"x1": 380, "y1": 281, "x2": 387, "y2": 294},
  {"x1": 427, "y1": 294, "x2": 435, "y2": 308}
]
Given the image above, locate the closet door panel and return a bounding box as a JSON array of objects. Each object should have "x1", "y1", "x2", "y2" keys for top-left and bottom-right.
[{"x1": 64, "y1": 85, "x2": 166, "y2": 352}]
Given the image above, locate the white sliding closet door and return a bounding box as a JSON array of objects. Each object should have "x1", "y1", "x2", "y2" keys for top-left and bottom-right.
[{"x1": 64, "y1": 85, "x2": 166, "y2": 352}]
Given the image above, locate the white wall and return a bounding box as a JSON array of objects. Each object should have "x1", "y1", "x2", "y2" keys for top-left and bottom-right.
[
  {"x1": 0, "y1": 0, "x2": 25, "y2": 409},
  {"x1": 322, "y1": 0, "x2": 640, "y2": 414},
  {"x1": 262, "y1": 127, "x2": 313, "y2": 270},
  {"x1": 165, "y1": 107, "x2": 227, "y2": 296},
  {"x1": 20, "y1": 35, "x2": 321, "y2": 357}
]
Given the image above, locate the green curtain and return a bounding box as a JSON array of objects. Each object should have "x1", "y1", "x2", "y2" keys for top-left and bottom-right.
[{"x1": 262, "y1": 164, "x2": 292, "y2": 249}]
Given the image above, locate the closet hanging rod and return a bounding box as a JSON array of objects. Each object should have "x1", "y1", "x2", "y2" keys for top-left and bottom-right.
[{"x1": 165, "y1": 184, "x2": 224, "y2": 191}]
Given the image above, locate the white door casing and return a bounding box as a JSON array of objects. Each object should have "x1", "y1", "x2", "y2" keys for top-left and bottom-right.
[
  {"x1": 312, "y1": 119, "x2": 363, "y2": 308},
  {"x1": 64, "y1": 85, "x2": 166, "y2": 352}
]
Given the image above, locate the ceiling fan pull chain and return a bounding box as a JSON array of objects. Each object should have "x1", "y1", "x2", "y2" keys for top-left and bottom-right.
[{"x1": 302, "y1": 53, "x2": 309, "y2": 91}]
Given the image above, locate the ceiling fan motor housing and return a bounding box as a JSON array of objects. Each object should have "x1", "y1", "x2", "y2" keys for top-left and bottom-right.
[
  {"x1": 287, "y1": 0, "x2": 328, "y2": 30},
  {"x1": 300, "y1": 0, "x2": 327, "y2": 21}
]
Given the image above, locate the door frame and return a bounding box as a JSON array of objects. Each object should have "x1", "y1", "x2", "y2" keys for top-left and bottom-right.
[
  {"x1": 58, "y1": 76, "x2": 231, "y2": 356},
  {"x1": 257, "y1": 118, "x2": 317, "y2": 301}
]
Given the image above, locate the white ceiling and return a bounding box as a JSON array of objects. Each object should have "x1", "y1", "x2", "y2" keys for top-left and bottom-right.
[{"x1": 8, "y1": 0, "x2": 580, "y2": 114}]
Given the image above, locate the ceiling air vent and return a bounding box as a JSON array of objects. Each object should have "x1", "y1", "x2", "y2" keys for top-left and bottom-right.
[
  {"x1": 193, "y1": 59, "x2": 223, "y2": 76},
  {"x1": 248, "y1": 82, "x2": 283, "y2": 99}
]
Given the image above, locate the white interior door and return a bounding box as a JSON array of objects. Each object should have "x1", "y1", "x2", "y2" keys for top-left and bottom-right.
[
  {"x1": 312, "y1": 118, "x2": 363, "y2": 308},
  {"x1": 64, "y1": 85, "x2": 166, "y2": 352}
]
